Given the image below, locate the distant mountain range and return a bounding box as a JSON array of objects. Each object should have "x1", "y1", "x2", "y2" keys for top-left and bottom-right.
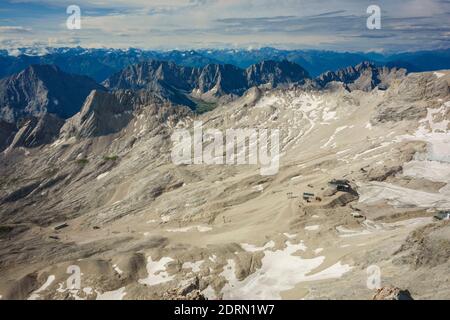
[
  {"x1": 103, "y1": 60, "x2": 310, "y2": 107},
  {"x1": 1, "y1": 47, "x2": 449, "y2": 82},
  {"x1": 0, "y1": 57, "x2": 409, "y2": 152}
]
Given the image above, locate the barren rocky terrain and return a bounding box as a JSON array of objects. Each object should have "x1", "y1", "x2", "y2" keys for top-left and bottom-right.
[{"x1": 0, "y1": 67, "x2": 449, "y2": 300}]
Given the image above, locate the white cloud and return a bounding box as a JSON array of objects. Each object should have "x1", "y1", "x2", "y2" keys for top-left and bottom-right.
[
  {"x1": 0, "y1": 26, "x2": 32, "y2": 33},
  {"x1": 1, "y1": 0, "x2": 450, "y2": 51}
]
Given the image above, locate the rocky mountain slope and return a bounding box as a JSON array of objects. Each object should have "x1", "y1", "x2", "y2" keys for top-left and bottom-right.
[
  {"x1": 0, "y1": 60, "x2": 312, "y2": 151},
  {"x1": 0, "y1": 65, "x2": 105, "y2": 150},
  {"x1": 0, "y1": 65, "x2": 104, "y2": 123},
  {"x1": 0, "y1": 62, "x2": 449, "y2": 300},
  {"x1": 104, "y1": 60, "x2": 310, "y2": 107},
  {"x1": 316, "y1": 61, "x2": 407, "y2": 91}
]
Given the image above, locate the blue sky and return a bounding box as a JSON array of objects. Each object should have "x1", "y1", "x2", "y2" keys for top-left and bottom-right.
[{"x1": 1, "y1": 0, "x2": 449, "y2": 52}]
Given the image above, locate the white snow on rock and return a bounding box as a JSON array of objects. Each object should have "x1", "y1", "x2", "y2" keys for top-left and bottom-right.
[
  {"x1": 83, "y1": 287, "x2": 93, "y2": 295},
  {"x1": 321, "y1": 126, "x2": 349, "y2": 149},
  {"x1": 182, "y1": 260, "x2": 204, "y2": 273},
  {"x1": 28, "y1": 275, "x2": 55, "y2": 300},
  {"x1": 96, "y1": 287, "x2": 126, "y2": 300},
  {"x1": 322, "y1": 108, "x2": 337, "y2": 122},
  {"x1": 336, "y1": 217, "x2": 433, "y2": 238},
  {"x1": 241, "y1": 240, "x2": 275, "y2": 252},
  {"x1": 139, "y1": 257, "x2": 174, "y2": 286},
  {"x1": 403, "y1": 160, "x2": 450, "y2": 184},
  {"x1": 96, "y1": 171, "x2": 110, "y2": 180},
  {"x1": 305, "y1": 225, "x2": 320, "y2": 231},
  {"x1": 220, "y1": 241, "x2": 351, "y2": 299},
  {"x1": 201, "y1": 285, "x2": 218, "y2": 300},
  {"x1": 166, "y1": 225, "x2": 212, "y2": 233},
  {"x1": 375, "y1": 103, "x2": 450, "y2": 210},
  {"x1": 336, "y1": 225, "x2": 372, "y2": 238},
  {"x1": 252, "y1": 185, "x2": 264, "y2": 192},
  {"x1": 113, "y1": 264, "x2": 123, "y2": 275},
  {"x1": 314, "y1": 248, "x2": 324, "y2": 254},
  {"x1": 359, "y1": 181, "x2": 450, "y2": 210},
  {"x1": 255, "y1": 95, "x2": 280, "y2": 109}
]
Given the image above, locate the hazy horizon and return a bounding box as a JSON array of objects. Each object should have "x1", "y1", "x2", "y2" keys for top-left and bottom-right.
[{"x1": 1, "y1": 0, "x2": 449, "y2": 52}]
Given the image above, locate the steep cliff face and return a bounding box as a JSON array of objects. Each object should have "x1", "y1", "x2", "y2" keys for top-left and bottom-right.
[
  {"x1": 0, "y1": 120, "x2": 16, "y2": 151},
  {"x1": 104, "y1": 60, "x2": 311, "y2": 107},
  {"x1": 246, "y1": 60, "x2": 310, "y2": 88},
  {"x1": 0, "y1": 65, "x2": 105, "y2": 123},
  {"x1": 61, "y1": 90, "x2": 136, "y2": 139},
  {"x1": 316, "y1": 61, "x2": 407, "y2": 91},
  {"x1": 6, "y1": 114, "x2": 65, "y2": 149}
]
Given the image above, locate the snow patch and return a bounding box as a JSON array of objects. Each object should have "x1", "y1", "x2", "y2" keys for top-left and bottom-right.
[
  {"x1": 96, "y1": 287, "x2": 126, "y2": 300},
  {"x1": 241, "y1": 240, "x2": 275, "y2": 252},
  {"x1": 139, "y1": 257, "x2": 174, "y2": 286},
  {"x1": 166, "y1": 225, "x2": 212, "y2": 233},
  {"x1": 182, "y1": 260, "x2": 204, "y2": 273},
  {"x1": 28, "y1": 275, "x2": 55, "y2": 300},
  {"x1": 219, "y1": 241, "x2": 351, "y2": 299},
  {"x1": 96, "y1": 171, "x2": 110, "y2": 180},
  {"x1": 113, "y1": 264, "x2": 123, "y2": 275}
]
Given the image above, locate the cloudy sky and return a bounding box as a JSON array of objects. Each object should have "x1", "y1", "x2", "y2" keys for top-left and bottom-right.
[{"x1": 1, "y1": 0, "x2": 449, "y2": 52}]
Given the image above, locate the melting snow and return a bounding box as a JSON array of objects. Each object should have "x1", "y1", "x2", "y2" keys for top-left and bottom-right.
[
  {"x1": 166, "y1": 225, "x2": 212, "y2": 233},
  {"x1": 28, "y1": 275, "x2": 55, "y2": 300},
  {"x1": 314, "y1": 248, "x2": 324, "y2": 254},
  {"x1": 241, "y1": 240, "x2": 275, "y2": 252},
  {"x1": 96, "y1": 171, "x2": 110, "y2": 180},
  {"x1": 202, "y1": 285, "x2": 218, "y2": 300},
  {"x1": 359, "y1": 181, "x2": 450, "y2": 210},
  {"x1": 182, "y1": 260, "x2": 204, "y2": 273},
  {"x1": 219, "y1": 241, "x2": 352, "y2": 299},
  {"x1": 255, "y1": 95, "x2": 280, "y2": 109},
  {"x1": 252, "y1": 185, "x2": 264, "y2": 192},
  {"x1": 139, "y1": 257, "x2": 174, "y2": 286},
  {"x1": 322, "y1": 126, "x2": 348, "y2": 149},
  {"x1": 337, "y1": 217, "x2": 433, "y2": 238},
  {"x1": 113, "y1": 264, "x2": 123, "y2": 275},
  {"x1": 96, "y1": 287, "x2": 126, "y2": 300}
]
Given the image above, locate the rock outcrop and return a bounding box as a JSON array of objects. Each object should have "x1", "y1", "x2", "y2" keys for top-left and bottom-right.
[
  {"x1": 0, "y1": 65, "x2": 105, "y2": 123},
  {"x1": 7, "y1": 114, "x2": 65, "y2": 149},
  {"x1": 316, "y1": 61, "x2": 406, "y2": 92},
  {"x1": 103, "y1": 60, "x2": 311, "y2": 108},
  {"x1": 373, "y1": 286, "x2": 414, "y2": 300}
]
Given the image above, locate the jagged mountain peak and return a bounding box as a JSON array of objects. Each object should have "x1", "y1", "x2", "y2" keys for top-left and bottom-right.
[
  {"x1": 0, "y1": 64, "x2": 105, "y2": 123},
  {"x1": 246, "y1": 59, "x2": 310, "y2": 87},
  {"x1": 104, "y1": 59, "x2": 312, "y2": 108},
  {"x1": 316, "y1": 61, "x2": 407, "y2": 91}
]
